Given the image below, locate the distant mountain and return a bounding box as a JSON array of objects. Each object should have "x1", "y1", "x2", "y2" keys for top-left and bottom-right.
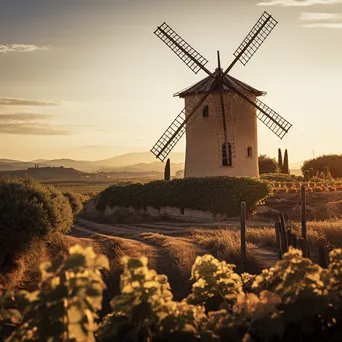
[
  {"x1": 0, "y1": 166, "x2": 87, "y2": 181},
  {"x1": 0, "y1": 152, "x2": 185, "y2": 173},
  {"x1": 94, "y1": 152, "x2": 185, "y2": 167},
  {"x1": 0, "y1": 159, "x2": 23, "y2": 163}
]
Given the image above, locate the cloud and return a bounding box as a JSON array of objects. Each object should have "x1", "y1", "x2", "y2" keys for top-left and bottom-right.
[
  {"x1": 0, "y1": 97, "x2": 59, "y2": 106},
  {"x1": 0, "y1": 113, "x2": 51, "y2": 121},
  {"x1": 257, "y1": 0, "x2": 342, "y2": 6},
  {"x1": 300, "y1": 12, "x2": 342, "y2": 19},
  {"x1": 0, "y1": 123, "x2": 69, "y2": 135},
  {"x1": 0, "y1": 112, "x2": 69, "y2": 135},
  {"x1": 302, "y1": 22, "x2": 342, "y2": 26},
  {"x1": 0, "y1": 44, "x2": 51, "y2": 54}
]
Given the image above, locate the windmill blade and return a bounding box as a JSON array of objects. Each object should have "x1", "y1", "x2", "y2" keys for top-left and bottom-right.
[
  {"x1": 224, "y1": 12, "x2": 278, "y2": 75},
  {"x1": 154, "y1": 22, "x2": 212, "y2": 76},
  {"x1": 220, "y1": 78, "x2": 292, "y2": 139},
  {"x1": 151, "y1": 93, "x2": 212, "y2": 161}
]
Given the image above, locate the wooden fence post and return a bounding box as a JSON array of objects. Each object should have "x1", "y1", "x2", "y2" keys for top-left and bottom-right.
[
  {"x1": 275, "y1": 222, "x2": 282, "y2": 259},
  {"x1": 240, "y1": 201, "x2": 246, "y2": 272},
  {"x1": 301, "y1": 184, "x2": 308, "y2": 257},
  {"x1": 318, "y1": 240, "x2": 328, "y2": 268},
  {"x1": 279, "y1": 217, "x2": 288, "y2": 253}
]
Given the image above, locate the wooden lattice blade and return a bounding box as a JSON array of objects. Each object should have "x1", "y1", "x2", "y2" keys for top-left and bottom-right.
[
  {"x1": 151, "y1": 93, "x2": 212, "y2": 161},
  {"x1": 229, "y1": 12, "x2": 277, "y2": 71},
  {"x1": 154, "y1": 22, "x2": 209, "y2": 75},
  {"x1": 230, "y1": 90, "x2": 292, "y2": 139}
]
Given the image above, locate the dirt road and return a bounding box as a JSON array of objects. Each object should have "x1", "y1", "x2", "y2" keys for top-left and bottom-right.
[{"x1": 71, "y1": 218, "x2": 278, "y2": 300}]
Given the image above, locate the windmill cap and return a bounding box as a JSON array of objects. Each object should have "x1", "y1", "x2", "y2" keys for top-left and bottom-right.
[{"x1": 174, "y1": 72, "x2": 266, "y2": 98}]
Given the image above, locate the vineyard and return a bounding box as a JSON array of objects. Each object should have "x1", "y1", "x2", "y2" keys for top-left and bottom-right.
[
  {"x1": 272, "y1": 181, "x2": 342, "y2": 193},
  {"x1": 2, "y1": 244, "x2": 342, "y2": 341}
]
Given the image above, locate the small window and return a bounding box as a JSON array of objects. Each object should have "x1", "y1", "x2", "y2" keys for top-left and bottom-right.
[
  {"x1": 202, "y1": 105, "x2": 209, "y2": 118},
  {"x1": 247, "y1": 146, "x2": 252, "y2": 158},
  {"x1": 222, "y1": 142, "x2": 232, "y2": 166}
]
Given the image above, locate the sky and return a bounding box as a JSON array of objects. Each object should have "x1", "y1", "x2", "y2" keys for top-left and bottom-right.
[{"x1": 1, "y1": 0, "x2": 342, "y2": 163}]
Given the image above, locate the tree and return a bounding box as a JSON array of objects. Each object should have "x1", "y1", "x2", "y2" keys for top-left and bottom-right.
[
  {"x1": 282, "y1": 149, "x2": 289, "y2": 174},
  {"x1": 164, "y1": 158, "x2": 171, "y2": 181},
  {"x1": 258, "y1": 155, "x2": 279, "y2": 174},
  {"x1": 302, "y1": 154, "x2": 342, "y2": 178},
  {"x1": 278, "y1": 148, "x2": 283, "y2": 169}
]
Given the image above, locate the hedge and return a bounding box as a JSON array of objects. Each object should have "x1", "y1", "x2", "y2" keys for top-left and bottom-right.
[{"x1": 95, "y1": 177, "x2": 272, "y2": 217}]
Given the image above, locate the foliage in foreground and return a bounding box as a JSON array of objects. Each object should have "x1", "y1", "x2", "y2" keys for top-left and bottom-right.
[
  {"x1": 0, "y1": 179, "x2": 73, "y2": 269},
  {"x1": 2, "y1": 245, "x2": 342, "y2": 341},
  {"x1": 95, "y1": 177, "x2": 271, "y2": 217}
]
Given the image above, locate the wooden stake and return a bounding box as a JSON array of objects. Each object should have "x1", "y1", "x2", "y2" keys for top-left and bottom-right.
[
  {"x1": 275, "y1": 222, "x2": 282, "y2": 259},
  {"x1": 301, "y1": 184, "x2": 308, "y2": 257},
  {"x1": 240, "y1": 201, "x2": 246, "y2": 272}
]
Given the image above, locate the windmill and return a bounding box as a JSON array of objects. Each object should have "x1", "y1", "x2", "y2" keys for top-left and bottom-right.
[{"x1": 151, "y1": 12, "x2": 292, "y2": 178}]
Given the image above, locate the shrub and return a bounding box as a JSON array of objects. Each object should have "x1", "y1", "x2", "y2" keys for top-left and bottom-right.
[
  {"x1": 63, "y1": 191, "x2": 83, "y2": 215},
  {"x1": 302, "y1": 154, "x2": 342, "y2": 178},
  {"x1": 258, "y1": 155, "x2": 279, "y2": 174},
  {"x1": 95, "y1": 177, "x2": 272, "y2": 217},
  {"x1": 0, "y1": 179, "x2": 73, "y2": 269}
]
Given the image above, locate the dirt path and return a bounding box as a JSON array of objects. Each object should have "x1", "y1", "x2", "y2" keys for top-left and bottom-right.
[{"x1": 71, "y1": 218, "x2": 279, "y2": 298}]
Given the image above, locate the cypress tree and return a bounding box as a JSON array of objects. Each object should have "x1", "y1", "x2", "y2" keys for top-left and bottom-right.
[
  {"x1": 278, "y1": 148, "x2": 283, "y2": 171},
  {"x1": 282, "y1": 149, "x2": 289, "y2": 175},
  {"x1": 164, "y1": 158, "x2": 171, "y2": 181}
]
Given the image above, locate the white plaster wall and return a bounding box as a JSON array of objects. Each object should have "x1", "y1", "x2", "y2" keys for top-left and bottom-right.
[{"x1": 184, "y1": 91, "x2": 259, "y2": 178}]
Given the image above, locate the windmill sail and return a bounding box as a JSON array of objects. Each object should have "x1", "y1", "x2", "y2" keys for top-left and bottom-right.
[
  {"x1": 154, "y1": 22, "x2": 209, "y2": 75},
  {"x1": 224, "y1": 12, "x2": 277, "y2": 75},
  {"x1": 151, "y1": 93, "x2": 212, "y2": 161},
  {"x1": 229, "y1": 87, "x2": 292, "y2": 139}
]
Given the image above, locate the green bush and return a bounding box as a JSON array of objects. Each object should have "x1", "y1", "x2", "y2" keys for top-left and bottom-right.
[
  {"x1": 95, "y1": 177, "x2": 272, "y2": 217},
  {"x1": 0, "y1": 179, "x2": 73, "y2": 268},
  {"x1": 63, "y1": 191, "x2": 83, "y2": 216},
  {"x1": 258, "y1": 155, "x2": 279, "y2": 174},
  {"x1": 3, "y1": 245, "x2": 342, "y2": 341},
  {"x1": 302, "y1": 154, "x2": 342, "y2": 178}
]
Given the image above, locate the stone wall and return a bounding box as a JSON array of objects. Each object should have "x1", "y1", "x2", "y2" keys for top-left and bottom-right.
[{"x1": 83, "y1": 200, "x2": 229, "y2": 222}]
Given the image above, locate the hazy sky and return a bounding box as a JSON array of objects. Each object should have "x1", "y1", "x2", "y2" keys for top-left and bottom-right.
[{"x1": 1, "y1": 0, "x2": 342, "y2": 162}]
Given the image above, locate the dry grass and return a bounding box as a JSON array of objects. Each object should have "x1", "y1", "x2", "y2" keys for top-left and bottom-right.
[
  {"x1": 287, "y1": 220, "x2": 342, "y2": 263},
  {"x1": 191, "y1": 229, "x2": 264, "y2": 273},
  {"x1": 0, "y1": 233, "x2": 86, "y2": 294}
]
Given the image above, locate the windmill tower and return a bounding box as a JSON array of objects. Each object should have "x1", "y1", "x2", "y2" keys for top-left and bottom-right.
[{"x1": 151, "y1": 12, "x2": 292, "y2": 178}]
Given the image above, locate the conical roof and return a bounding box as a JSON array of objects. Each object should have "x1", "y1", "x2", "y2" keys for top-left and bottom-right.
[{"x1": 174, "y1": 68, "x2": 265, "y2": 98}]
